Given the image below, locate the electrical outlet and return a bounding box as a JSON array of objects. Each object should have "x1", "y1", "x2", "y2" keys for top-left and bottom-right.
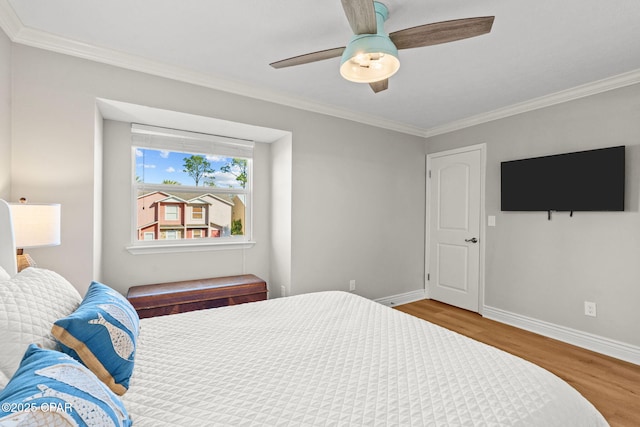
[
  {"x1": 584, "y1": 301, "x2": 597, "y2": 317},
  {"x1": 349, "y1": 279, "x2": 356, "y2": 292}
]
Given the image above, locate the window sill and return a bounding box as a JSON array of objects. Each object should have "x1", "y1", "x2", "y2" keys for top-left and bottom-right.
[{"x1": 126, "y1": 240, "x2": 256, "y2": 255}]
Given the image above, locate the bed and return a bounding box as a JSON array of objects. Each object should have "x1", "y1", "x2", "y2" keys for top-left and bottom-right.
[{"x1": 0, "y1": 199, "x2": 609, "y2": 426}]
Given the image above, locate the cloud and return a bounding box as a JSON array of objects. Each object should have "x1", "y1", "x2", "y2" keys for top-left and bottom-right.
[
  {"x1": 144, "y1": 164, "x2": 156, "y2": 169},
  {"x1": 207, "y1": 155, "x2": 228, "y2": 162},
  {"x1": 165, "y1": 167, "x2": 175, "y2": 173},
  {"x1": 160, "y1": 150, "x2": 170, "y2": 158},
  {"x1": 212, "y1": 170, "x2": 242, "y2": 188},
  {"x1": 135, "y1": 148, "x2": 143, "y2": 157}
]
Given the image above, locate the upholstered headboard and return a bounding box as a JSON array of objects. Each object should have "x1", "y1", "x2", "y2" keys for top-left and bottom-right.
[{"x1": 0, "y1": 199, "x2": 17, "y2": 276}]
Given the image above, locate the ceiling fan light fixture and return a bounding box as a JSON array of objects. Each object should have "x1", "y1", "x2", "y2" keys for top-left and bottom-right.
[
  {"x1": 340, "y1": 33, "x2": 400, "y2": 83},
  {"x1": 339, "y1": 2, "x2": 399, "y2": 84}
]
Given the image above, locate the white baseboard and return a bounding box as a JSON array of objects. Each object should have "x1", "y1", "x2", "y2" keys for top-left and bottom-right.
[
  {"x1": 483, "y1": 305, "x2": 640, "y2": 365},
  {"x1": 375, "y1": 289, "x2": 426, "y2": 307}
]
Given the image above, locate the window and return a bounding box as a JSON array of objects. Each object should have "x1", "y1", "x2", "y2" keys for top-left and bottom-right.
[
  {"x1": 165, "y1": 230, "x2": 179, "y2": 240},
  {"x1": 192, "y1": 206, "x2": 203, "y2": 220},
  {"x1": 165, "y1": 205, "x2": 179, "y2": 221},
  {"x1": 131, "y1": 124, "x2": 253, "y2": 251}
]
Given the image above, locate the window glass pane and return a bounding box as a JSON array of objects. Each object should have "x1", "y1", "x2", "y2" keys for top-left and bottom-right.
[
  {"x1": 137, "y1": 190, "x2": 246, "y2": 240},
  {"x1": 135, "y1": 148, "x2": 248, "y2": 189},
  {"x1": 134, "y1": 146, "x2": 249, "y2": 243}
]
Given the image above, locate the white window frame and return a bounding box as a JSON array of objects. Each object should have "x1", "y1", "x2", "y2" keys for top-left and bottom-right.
[{"x1": 127, "y1": 124, "x2": 255, "y2": 254}]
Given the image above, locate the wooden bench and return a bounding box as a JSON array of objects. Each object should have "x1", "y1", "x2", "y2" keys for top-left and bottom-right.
[{"x1": 126, "y1": 274, "x2": 267, "y2": 319}]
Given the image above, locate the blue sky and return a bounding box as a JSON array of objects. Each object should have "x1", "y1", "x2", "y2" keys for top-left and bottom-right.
[{"x1": 135, "y1": 148, "x2": 244, "y2": 188}]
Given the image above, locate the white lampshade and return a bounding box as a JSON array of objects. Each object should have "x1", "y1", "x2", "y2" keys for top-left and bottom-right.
[{"x1": 9, "y1": 203, "x2": 61, "y2": 248}]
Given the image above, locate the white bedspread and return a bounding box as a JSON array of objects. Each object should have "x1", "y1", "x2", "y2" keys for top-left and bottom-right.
[{"x1": 122, "y1": 291, "x2": 608, "y2": 426}]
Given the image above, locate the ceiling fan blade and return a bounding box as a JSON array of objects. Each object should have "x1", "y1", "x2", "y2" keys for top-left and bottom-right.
[
  {"x1": 369, "y1": 79, "x2": 388, "y2": 93},
  {"x1": 341, "y1": 0, "x2": 377, "y2": 35},
  {"x1": 270, "y1": 47, "x2": 346, "y2": 69},
  {"x1": 390, "y1": 16, "x2": 495, "y2": 50}
]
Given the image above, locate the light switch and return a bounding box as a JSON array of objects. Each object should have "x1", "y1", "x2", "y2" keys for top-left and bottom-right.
[{"x1": 488, "y1": 215, "x2": 496, "y2": 227}]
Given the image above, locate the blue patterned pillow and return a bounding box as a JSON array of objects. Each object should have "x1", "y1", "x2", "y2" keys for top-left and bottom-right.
[
  {"x1": 52, "y1": 281, "x2": 140, "y2": 395},
  {"x1": 0, "y1": 344, "x2": 132, "y2": 426}
]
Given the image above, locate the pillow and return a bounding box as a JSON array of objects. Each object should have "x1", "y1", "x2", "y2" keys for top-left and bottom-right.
[
  {"x1": 0, "y1": 268, "x2": 82, "y2": 389},
  {"x1": 0, "y1": 344, "x2": 131, "y2": 427},
  {"x1": 52, "y1": 281, "x2": 140, "y2": 396},
  {"x1": 0, "y1": 266, "x2": 10, "y2": 281}
]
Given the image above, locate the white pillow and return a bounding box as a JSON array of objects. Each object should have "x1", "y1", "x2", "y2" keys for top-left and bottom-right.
[
  {"x1": 0, "y1": 268, "x2": 82, "y2": 388},
  {"x1": 0, "y1": 266, "x2": 10, "y2": 282}
]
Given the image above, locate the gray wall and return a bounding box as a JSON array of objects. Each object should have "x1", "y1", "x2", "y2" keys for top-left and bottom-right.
[
  {"x1": 9, "y1": 43, "x2": 426, "y2": 300},
  {"x1": 426, "y1": 83, "x2": 640, "y2": 346},
  {"x1": 270, "y1": 134, "x2": 292, "y2": 298},
  {"x1": 0, "y1": 29, "x2": 10, "y2": 200},
  {"x1": 290, "y1": 116, "x2": 426, "y2": 298}
]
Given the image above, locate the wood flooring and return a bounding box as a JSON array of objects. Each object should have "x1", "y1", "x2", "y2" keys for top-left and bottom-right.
[{"x1": 394, "y1": 299, "x2": 640, "y2": 427}]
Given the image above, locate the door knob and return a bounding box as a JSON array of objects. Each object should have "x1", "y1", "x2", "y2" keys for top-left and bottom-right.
[{"x1": 465, "y1": 237, "x2": 478, "y2": 243}]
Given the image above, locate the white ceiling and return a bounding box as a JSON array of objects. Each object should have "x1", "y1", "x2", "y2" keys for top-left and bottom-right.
[{"x1": 2, "y1": 0, "x2": 640, "y2": 136}]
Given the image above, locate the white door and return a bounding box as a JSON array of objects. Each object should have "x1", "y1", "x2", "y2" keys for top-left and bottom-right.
[{"x1": 427, "y1": 146, "x2": 483, "y2": 312}]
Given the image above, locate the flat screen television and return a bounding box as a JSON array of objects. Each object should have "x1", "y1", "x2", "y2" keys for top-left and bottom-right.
[{"x1": 501, "y1": 145, "x2": 625, "y2": 212}]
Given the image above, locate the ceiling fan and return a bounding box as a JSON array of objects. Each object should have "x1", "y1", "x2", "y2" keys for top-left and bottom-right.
[{"x1": 270, "y1": 0, "x2": 494, "y2": 93}]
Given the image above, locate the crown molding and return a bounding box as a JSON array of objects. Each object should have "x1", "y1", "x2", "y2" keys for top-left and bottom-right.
[
  {"x1": 424, "y1": 69, "x2": 640, "y2": 138},
  {"x1": 0, "y1": 0, "x2": 19, "y2": 37}
]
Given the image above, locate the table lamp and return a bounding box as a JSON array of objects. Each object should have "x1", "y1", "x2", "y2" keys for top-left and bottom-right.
[{"x1": 9, "y1": 199, "x2": 61, "y2": 271}]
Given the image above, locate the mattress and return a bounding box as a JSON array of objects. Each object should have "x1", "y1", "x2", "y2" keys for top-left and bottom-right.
[{"x1": 122, "y1": 291, "x2": 608, "y2": 426}]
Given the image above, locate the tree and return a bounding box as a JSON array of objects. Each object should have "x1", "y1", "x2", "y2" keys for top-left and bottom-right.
[
  {"x1": 231, "y1": 219, "x2": 243, "y2": 235},
  {"x1": 162, "y1": 179, "x2": 181, "y2": 185},
  {"x1": 220, "y1": 158, "x2": 247, "y2": 189},
  {"x1": 183, "y1": 155, "x2": 213, "y2": 187}
]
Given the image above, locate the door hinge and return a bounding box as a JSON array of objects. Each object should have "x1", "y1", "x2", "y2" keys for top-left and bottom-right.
[
  {"x1": 427, "y1": 273, "x2": 430, "y2": 281},
  {"x1": 428, "y1": 170, "x2": 431, "y2": 178}
]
